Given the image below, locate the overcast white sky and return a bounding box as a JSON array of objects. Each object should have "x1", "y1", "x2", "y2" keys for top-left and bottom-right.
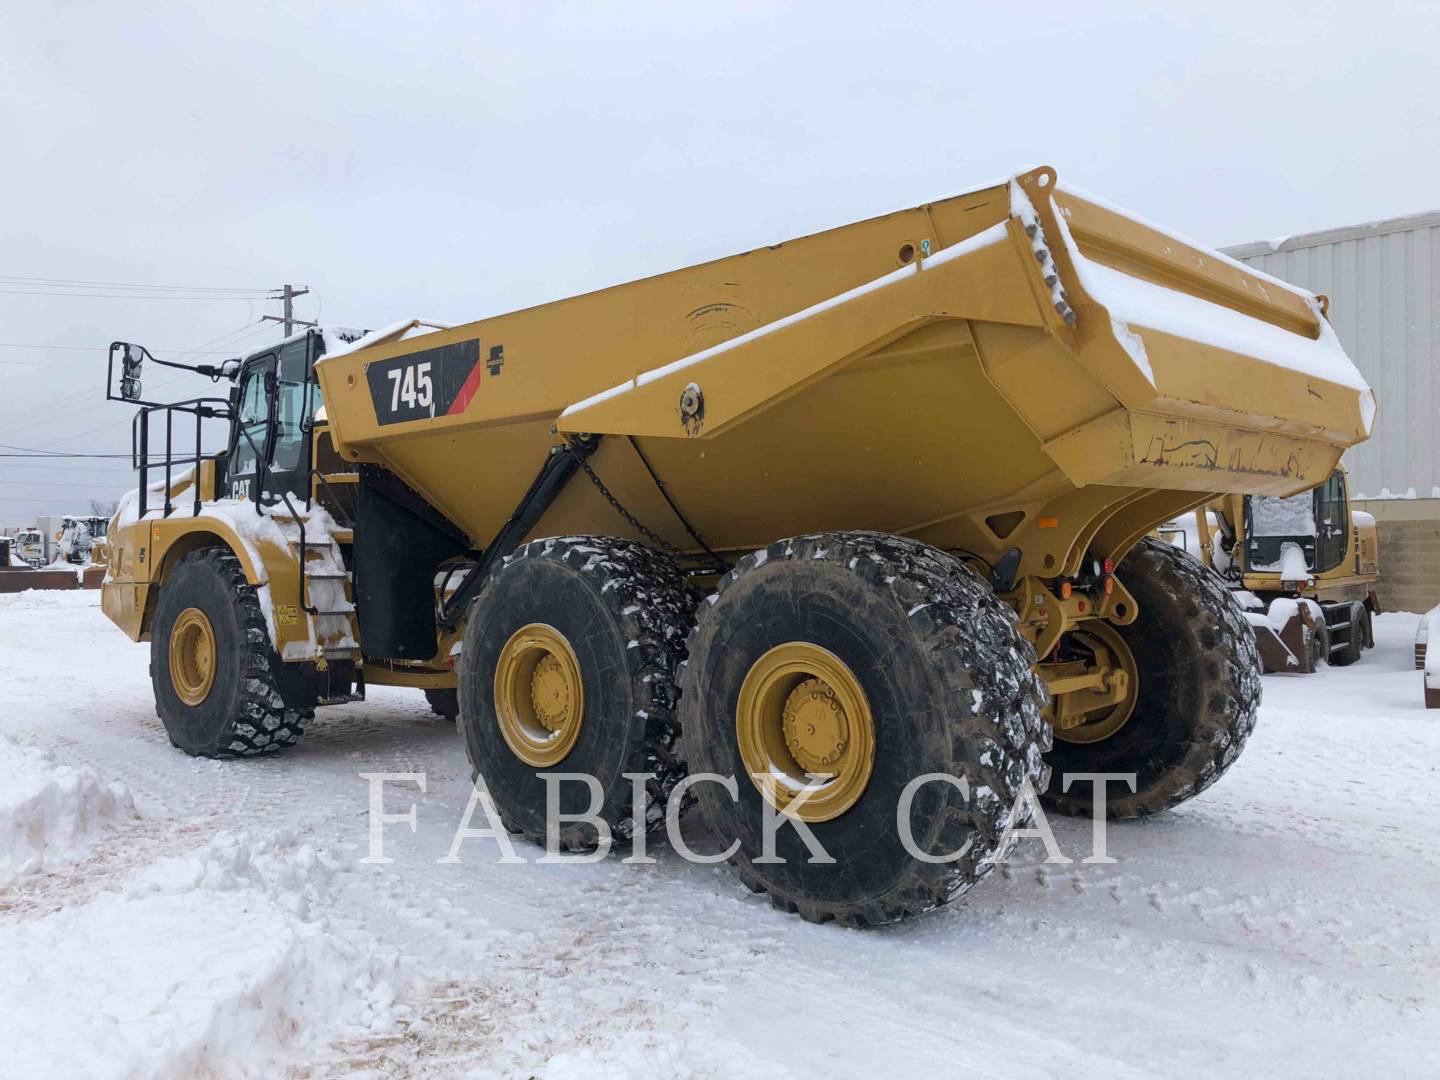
[{"x1": 2, "y1": 0, "x2": 1437, "y2": 524}]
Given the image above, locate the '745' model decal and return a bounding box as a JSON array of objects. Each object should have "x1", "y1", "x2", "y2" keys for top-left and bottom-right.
[{"x1": 364, "y1": 340, "x2": 486, "y2": 426}]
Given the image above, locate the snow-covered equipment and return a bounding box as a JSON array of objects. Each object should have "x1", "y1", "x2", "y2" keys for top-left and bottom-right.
[
  {"x1": 12, "y1": 528, "x2": 45, "y2": 568},
  {"x1": 54, "y1": 515, "x2": 109, "y2": 565},
  {"x1": 1424, "y1": 607, "x2": 1440, "y2": 709},
  {"x1": 97, "y1": 166, "x2": 1372, "y2": 925},
  {"x1": 1166, "y1": 465, "x2": 1380, "y2": 673}
]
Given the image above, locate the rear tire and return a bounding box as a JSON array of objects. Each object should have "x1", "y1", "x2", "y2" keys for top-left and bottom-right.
[
  {"x1": 1042, "y1": 537, "x2": 1260, "y2": 819},
  {"x1": 680, "y1": 532, "x2": 1050, "y2": 927},
  {"x1": 458, "y1": 537, "x2": 695, "y2": 850},
  {"x1": 151, "y1": 547, "x2": 305, "y2": 758}
]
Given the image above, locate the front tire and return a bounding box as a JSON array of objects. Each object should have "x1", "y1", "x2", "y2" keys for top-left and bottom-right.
[
  {"x1": 151, "y1": 548, "x2": 305, "y2": 757},
  {"x1": 1043, "y1": 537, "x2": 1260, "y2": 819},
  {"x1": 680, "y1": 532, "x2": 1049, "y2": 927}
]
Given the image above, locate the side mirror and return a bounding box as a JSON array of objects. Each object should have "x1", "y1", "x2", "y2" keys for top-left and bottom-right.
[{"x1": 109, "y1": 342, "x2": 154, "y2": 403}]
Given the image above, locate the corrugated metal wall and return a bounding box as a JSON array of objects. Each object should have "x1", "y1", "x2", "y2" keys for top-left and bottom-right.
[{"x1": 1223, "y1": 212, "x2": 1440, "y2": 499}]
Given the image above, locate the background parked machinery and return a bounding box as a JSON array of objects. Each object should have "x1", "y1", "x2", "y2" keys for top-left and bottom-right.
[
  {"x1": 1420, "y1": 607, "x2": 1440, "y2": 709},
  {"x1": 1164, "y1": 466, "x2": 1379, "y2": 673},
  {"x1": 53, "y1": 515, "x2": 110, "y2": 565},
  {"x1": 12, "y1": 527, "x2": 45, "y2": 567},
  {"x1": 96, "y1": 167, "x2": 1372, "y2": 925}
]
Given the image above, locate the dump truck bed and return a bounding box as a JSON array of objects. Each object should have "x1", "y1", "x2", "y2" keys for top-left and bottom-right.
[{"x1": 315, "y1": 166, "x2": 1372, "y2": 584}]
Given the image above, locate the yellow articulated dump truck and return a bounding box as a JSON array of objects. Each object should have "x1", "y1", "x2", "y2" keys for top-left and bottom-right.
[
  {"x1": 100, "y1": 166, "x2": 1372, "y2": 925},
  {"x1": 1163, "y1": 466, "x2": 1380, "y2": 673}
]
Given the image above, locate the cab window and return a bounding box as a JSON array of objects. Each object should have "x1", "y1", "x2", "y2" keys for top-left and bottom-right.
[
  {"x1": 272, "y1": 339, "x2": 313, "y2": 472},
  {"x1": 230, "y1": 365, "x2": 271, "y2": 479},
  {"x1": 1314, "y1": 470, "x2": 1349, "y2": 574}
]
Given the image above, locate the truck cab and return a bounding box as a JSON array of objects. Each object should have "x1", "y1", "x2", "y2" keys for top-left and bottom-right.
[
  {"x1": 224, "y1": 332, "x2": 334, "y2": 506},
  {"x1": 1173, "y1": 466, "x2": 1379, "y2": 673},
  {"x1": 109, "y1": 326, "x2": 364, "y2": 513},
  {"x1": 14, "y1": 528, "x2": 45, "y2": 567},
  {"x1": 1242, "y1": 468, "x2": 1368, "y2": 587}
]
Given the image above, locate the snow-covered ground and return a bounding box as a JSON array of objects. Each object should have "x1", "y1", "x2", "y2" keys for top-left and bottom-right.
[{"x1": 1, "y1": 589, "x2": 1436, "y2": 1078}]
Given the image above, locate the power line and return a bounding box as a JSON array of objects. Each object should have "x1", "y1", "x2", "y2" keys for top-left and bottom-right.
[
  {"x1": 0, "y1": 289, "x2": 272, "y2": 301},
  {"x1": 0, "y1": 452, "x2": 134, "y2": 459},
  {"x1": 0, "y1": 359, "x2": 105, "y2": 367},
  {"x1": 0, "y1": 320, "x2": 270, "y2": 436},
  {"x1": 0, "y1": 478, "x2": 132, "y2": 490},
  {"x1": 0, "y1": 343, "x2": 236, "y2": 353},
  {"x1": 0, "y1": 459, "x2": 135, "y2": 471},
  {"x1": 0, "y1": 274, "x2": 275, "y2": 293},
  {"x1": 0, "y1": 442, "x2": 207, "y2": 462}
]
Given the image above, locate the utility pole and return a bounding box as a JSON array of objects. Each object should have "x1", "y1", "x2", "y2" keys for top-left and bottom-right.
[
  {"x1": 262, "y1": 285, "x2": 315, "y2": 335},
  {"x1": 280, "y1": 283, "x2": 310, "y2": 336}
]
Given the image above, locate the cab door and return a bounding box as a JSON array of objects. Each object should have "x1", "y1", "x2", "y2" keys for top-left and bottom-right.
[
  {"x1": 226, "y1": 354, "x2": 275, "y2": 502},
  {"x1": 224, "y1": 335, "x2": 318, "y2": 504},
  {"x1": 1314, "y1": 470, "x2": 1350, "y2": 574}
]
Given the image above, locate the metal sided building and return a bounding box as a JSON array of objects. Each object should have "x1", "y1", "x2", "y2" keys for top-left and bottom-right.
[
  {"x1": 1225, "y1": 210, "x2": 1440, "y2": 611},
  {"x1": 1224, "y1": 211, "x2": 1440, "y2": 500}
]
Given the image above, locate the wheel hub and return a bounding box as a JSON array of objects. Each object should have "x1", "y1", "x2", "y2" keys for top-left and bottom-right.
[
  {"x1": 736, "y1": 642, "x2": 875, "y2": 823},
  {"x1": 494, "y1": 623, "x2": 585, "y2": 767},
  {"x1": 529, "y1": 653, "x2": 573, "y2": 732},
  {"x1": 781, "y1": 678, "x2": 850, "y2": 771},
  {"x1": 169, "y1": 606, "x2": 217, "y2": 706},
  {"x1": 1047, "y1": 619, "x2": 1140, "y2": 745}
]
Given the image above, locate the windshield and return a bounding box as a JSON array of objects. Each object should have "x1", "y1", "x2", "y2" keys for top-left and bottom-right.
[{"x1": 1250, "y1": 492, "x2": 1316, "y2": 537}]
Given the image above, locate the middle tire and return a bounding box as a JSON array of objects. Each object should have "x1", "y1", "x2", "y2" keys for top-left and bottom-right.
[
  {"x1": 680, "y1": 532, "x2": 1050, "y2": 927},
  {"x1": 458, "y1": 536, "x2": 695, "y2": 851}
]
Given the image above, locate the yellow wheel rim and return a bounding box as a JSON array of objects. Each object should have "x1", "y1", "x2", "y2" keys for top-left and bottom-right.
[
  {"x1": 736, "y1": 642, "x2": 875, "y2": 823},
  {"x1": 1050, "y1": 619, "x2": 1139, "y2": 745},
  {"x1": 493, "y1": 623, "x2": 585, "y2": 767},
  {"x1": 169, "y1": 607, "x2": 217, "y2": 706}
]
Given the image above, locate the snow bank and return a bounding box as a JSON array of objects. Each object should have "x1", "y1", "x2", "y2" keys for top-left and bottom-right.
[
  {"x1": 0, "y1": 588, "x2": 101, "y2": 612},
  {"x1": 0, "y1": 736, "x2": 135, "y2": 885},
  {"x1": 0, "y1": 830, "x2": 403, "y2": 1078}
]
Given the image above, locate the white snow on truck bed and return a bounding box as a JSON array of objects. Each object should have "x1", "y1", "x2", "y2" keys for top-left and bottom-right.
[{"x1": 0, "y1": 590, "x2": 1436, "y2": 1077}]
